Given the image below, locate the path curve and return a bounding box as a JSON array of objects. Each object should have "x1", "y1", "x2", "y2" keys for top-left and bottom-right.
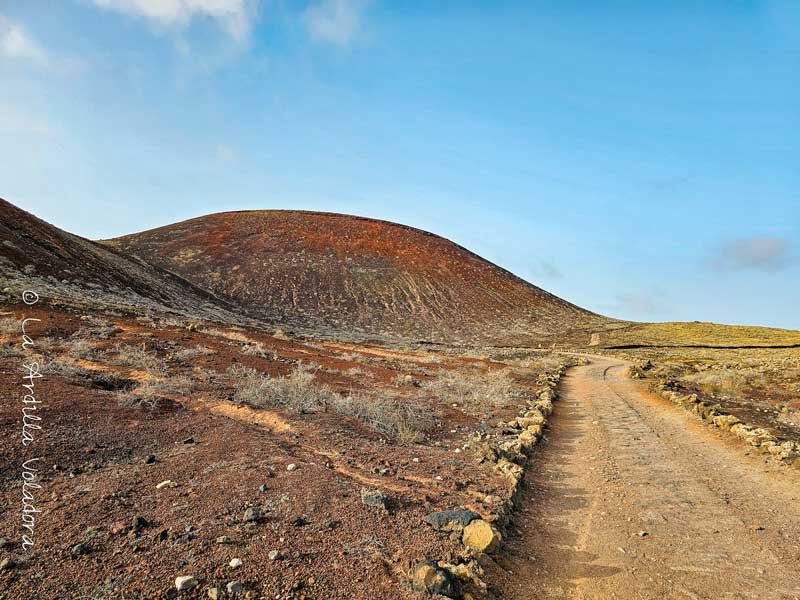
[{"x1": 491, "y1": 356, "x2": 800, "y2": 600}]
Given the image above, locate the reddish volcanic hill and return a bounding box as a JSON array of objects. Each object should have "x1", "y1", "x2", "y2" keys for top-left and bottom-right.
[
  {"x1": 0, "y1": 199, "x2": 242, "y2": 322},
  {"x1": 105, "y1": 210, "x2": 612, "y2": 344}
]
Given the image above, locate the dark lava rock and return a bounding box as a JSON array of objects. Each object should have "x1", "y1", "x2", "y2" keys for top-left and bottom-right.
[
  {"x1": 360, "y1": 487, "x2": 389, "y2": 510},
  {"x1": 425, "y1": 509, "x2": 480, "y2": 532}
]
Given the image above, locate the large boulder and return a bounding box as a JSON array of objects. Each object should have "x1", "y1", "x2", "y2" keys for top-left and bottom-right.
[{"x1": 462, "y1": 519, "x2": 501, "y2": 553}]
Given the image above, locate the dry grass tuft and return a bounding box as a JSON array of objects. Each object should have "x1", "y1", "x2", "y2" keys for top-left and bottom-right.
[
  {"x1": 228, "y1": 364, "x2": 434, "y2": 442},
  {"x1": 240, "y1": 341, "x2": 277, "y2": 360},
  {"x1": 112, "y1": 343, "x2": 166, "y2": 375},
  {"x1": 67, "y1": 338, "x2": 101, "y2": 360},
  {"x1": 423, "y1": 367, "x2": 516, "y2": 409},
  {"x1": 0, "y1": 317, "x2": 18, "y2": 335},
  {"x1": 173, "y1": 345, "x2": 215, "y2": 362}
]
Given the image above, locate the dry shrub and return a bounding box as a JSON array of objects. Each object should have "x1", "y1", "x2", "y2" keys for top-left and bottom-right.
[
  {"x1": 43, "y1": 358, "x2": 88, "y2": 379},
  {"x1": 117, "y1": 388, "x2": 159, "y2": 410},
  {"x1": 112, "y1": 343, "x2": 166, "y2": 375},
  {"x1": 423, "y1": 367, "x2": 516, "y2": 408},
  {"x1": 228, "y1": 364, "x2": 434, "y2": 442},
  {"x1": 228, "y1": 364, "x2": 331, "y2": 413},
  {"x1": 345, "y1": 366, "x2": 373, "y2": 378},
  {"x1": 326, "y1": 393, "x2": 435, "y2": 444},
  {"x1": 681, "y1": 368, "x2": 767, "y2": 397},
  {"x1": 0, "y1": 317, "x2": 18, "y2": 335},
  {"x1": 0, "y1": 344, "x2": 23, "y2": 358},
  {"x1": 68, "y1": 339, "x2": 100, "y2": 360},
  {"x1": 507, "y1": 353, "x2": 567, "y2": 373},
  {"x1": 173, "y1": 345, "x2": 215, "y2": 362},
  {"x1": 146, "y1": 376, "x2": 196, "y2": 395},
  {"x1": 240, "y1": 341, "x2": 276, "y2": 360}
]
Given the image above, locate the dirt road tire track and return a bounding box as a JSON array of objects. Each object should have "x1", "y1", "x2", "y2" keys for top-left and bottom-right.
[{"x1": 490, "y1": 357, "x2": 800, "y2": 600}]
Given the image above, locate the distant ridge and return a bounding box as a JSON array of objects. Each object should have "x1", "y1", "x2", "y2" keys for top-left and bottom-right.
[{"x1": 0, "y1": 199, "x2": 245, "y2": 323}]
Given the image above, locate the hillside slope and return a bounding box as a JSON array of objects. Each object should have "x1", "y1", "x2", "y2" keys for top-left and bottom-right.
[
  {"x1": 105, "y1": 210, "x2": 612, "y2": 344},
  {"x1": 0, "y1": 199, "x2": 246, "y2": 323}
]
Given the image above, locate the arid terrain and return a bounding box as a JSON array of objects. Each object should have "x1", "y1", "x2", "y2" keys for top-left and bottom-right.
[{"x1": 1, "y1": 199, "x2": 799, "y2": 599}]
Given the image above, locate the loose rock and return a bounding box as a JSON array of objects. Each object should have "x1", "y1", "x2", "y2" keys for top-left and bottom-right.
[
  {"x1": 462, "y1": 519, "x2": 501, "y2": 553},
  {"x1": 411, "y1": 561, "x2": 458, "y2": 598},
  {"x1": 0, "y1": 558, "x2": 16, "y2": 571},
  {"x1": 425, "y1": 509, "x2": 480, "y2": 532},
  {"x1": 243, "y1": 506, "x2": 262, "y2": 523},
  {"x1": 226, "y1": 581, "x2": 244, "y2": 594},
  {"x1": 360, "y1": 487, "x2": 389, "y2": 509},
  {"x1": 175, "y1": 575, "x2": 198, "y2": 591},
  {"x1": 70, "y1": 543, "x2": 91, "y2": 558}
]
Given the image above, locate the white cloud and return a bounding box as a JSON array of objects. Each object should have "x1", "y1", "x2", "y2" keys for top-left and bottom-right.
[
  {"x1": 304, "y1": 0, "x2": 370, "y2": 46},
  {"x1": 0, "y1": 17, "x2": 48, "y2": 66},
  {"x1": 91, "y1": 0, "x2": 255, "y2": 40},
  {"x1": 713, "y1": 236, "x2": 791, "y2": 271}
]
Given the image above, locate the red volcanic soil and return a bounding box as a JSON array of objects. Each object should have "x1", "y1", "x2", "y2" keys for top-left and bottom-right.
[
  {"x1": 105, "y1": 211, "x2": 611, "y2": 345},
  {"x1": 0, "y1": 304, "x2": 567, "y2": 599}
]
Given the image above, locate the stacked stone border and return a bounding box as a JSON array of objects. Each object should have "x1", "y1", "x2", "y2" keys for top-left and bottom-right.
[
  {"x1": 411, "y1": 360, "x2": 581, "y2": 599},
  {"x1": 650, "y1": 378, "x2": 800, "y2": 469}
]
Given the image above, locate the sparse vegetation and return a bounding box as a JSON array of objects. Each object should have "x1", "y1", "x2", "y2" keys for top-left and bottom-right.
[
  {"x1": 423, "y1": 367, "x2": 517, "y2": 409},
  {"x1": 228, "y1": 363, "x2": 434, "y2": 442},
  {"x1": 112, "y1": 343, "x2": 166, "y2": 375},
  {"x1": 173, "y1": 345, "x2": 215, "y2": 362},
  {"x1": 240, "y1": 341, "x2": 276, "y2": 360},
  {"x1": 345, "y1": 366, "x2": 373, "y2": 378},
  {"x1": 228, "y1": 363, "x2": 332, "y2": 413},
  {"x1": 67, "y1": 338, "x2": 100, "y2": 360},
  {"x1": 117, "y1": 387, "x2": 160, "y2": 410},
  {"x1": 0, "y1": 317, "x2": 18, "y2": 335},
  {"x1": 324, "y1": 392, "x2": 435, "y2": 444}
]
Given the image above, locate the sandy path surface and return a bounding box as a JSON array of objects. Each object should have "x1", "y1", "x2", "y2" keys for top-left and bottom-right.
[{"x1": 492, "y1": 357, "x2": 800, "y2": 600}]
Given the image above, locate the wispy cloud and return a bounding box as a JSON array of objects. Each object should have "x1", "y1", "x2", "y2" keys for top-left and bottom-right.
[
  {"x1": 0, "y1": 16, "x2": 48, "y2": 66},
  {"x1": 304, "y1": 0, "x2": 370, "y2": 46},
  {"x1": 530, "y1": 260, "x2": 562, "y2": 279},
  {"x1": 712, "y1": 236, "x2": 791, "y2": 272},
  {"x1": 614, "y1": 292, "x2": 666, "y2": 317},
  {"x1": 91, "y1": 0, "x2": 256, "y2": 41}
]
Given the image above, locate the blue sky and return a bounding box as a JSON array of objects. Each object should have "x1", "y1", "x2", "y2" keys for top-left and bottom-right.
[{"x1": 1, "y1": 1, "x2": 798, "y2": 329}]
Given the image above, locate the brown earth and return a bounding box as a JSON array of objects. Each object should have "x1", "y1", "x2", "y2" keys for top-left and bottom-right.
[
  {"x1": 0, "y1": 305, "x2": 568, "y2": 599},
  {"x1": 490, "y1": 357, "x2": 800, "y2": 600},
  {"x1": 103, "y1": 210, "x2": 613, "y2": 345}
]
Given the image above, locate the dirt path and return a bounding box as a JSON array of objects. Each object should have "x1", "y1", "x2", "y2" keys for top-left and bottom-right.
[{"x1": 491, "y1": 357, "x2": 800, "y2": 600}]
